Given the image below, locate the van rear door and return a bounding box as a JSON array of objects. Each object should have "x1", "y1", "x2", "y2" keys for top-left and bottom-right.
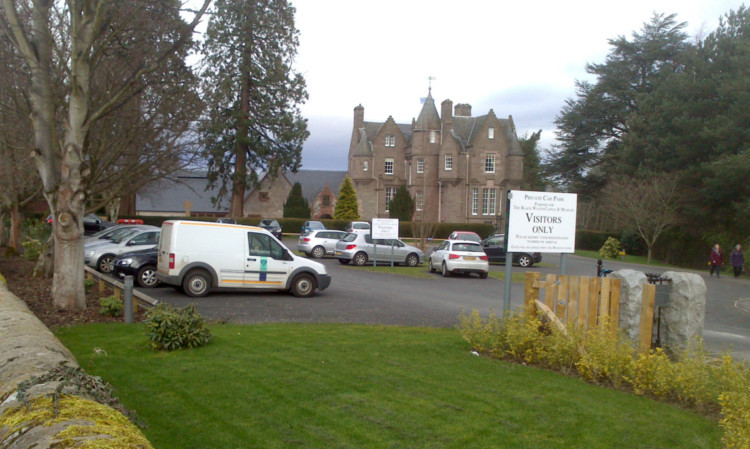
[{"x1": 157, "y1": 222, "x2": 174, "y2": 274}]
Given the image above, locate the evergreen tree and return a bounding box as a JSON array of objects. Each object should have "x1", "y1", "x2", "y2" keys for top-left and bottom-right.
[
  {"x1": 519, "y1": 130, "x2": 546, "y2": 191},
  {"x1": 389, "y1": 185, "x2": 414, "y2": 221},
  {"x1": 334, "y1": 177, "x2": 360, "y2": 220},
  {"x1": 201, "y1": 0, "x2": 309, "y2": 217},
  {"x1": 283, "y1": 182, "x2": 311, "y2": 218}
]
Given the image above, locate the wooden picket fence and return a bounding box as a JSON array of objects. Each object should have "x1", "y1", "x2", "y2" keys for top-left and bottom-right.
[{"x1": 524, "y1": 272, "x2": 657, "y2": 353}]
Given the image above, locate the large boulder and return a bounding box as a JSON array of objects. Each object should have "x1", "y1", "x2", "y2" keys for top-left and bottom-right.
[
  {"x1": 610, "y1": 269, "x2": 647, "y2": 342},
  {"x1": 661, "y1": 271, "x2": 706, "y2": 350}
]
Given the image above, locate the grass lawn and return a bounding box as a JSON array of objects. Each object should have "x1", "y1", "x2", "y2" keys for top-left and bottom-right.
[
  {"x1": 56, "y1": 323, "x2": 721, "y2": 449},
  {"x1": 574, "y1": 250, "x2": 682, "y2": 269}
]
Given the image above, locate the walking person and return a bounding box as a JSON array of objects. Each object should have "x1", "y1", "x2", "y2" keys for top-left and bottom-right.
[
  {"x1": 730, "y1": 244, "x2": 745, "y2": 278},
  {"x1": 710, "y1": 244, "x2": 724, "y2": 278}
]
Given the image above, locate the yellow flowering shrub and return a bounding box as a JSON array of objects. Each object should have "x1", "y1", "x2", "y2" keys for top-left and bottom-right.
[
  {"x1": 575, "y1": 319, "x2": 635, "y2": 388},
  {"x1": 629, "y1": 348, "x2": 676, "y2": 398}
]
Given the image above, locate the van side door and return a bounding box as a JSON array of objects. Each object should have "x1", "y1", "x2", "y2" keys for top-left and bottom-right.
[{"x1": 244, "y1": 232, "x2": 292, "y2": 288}]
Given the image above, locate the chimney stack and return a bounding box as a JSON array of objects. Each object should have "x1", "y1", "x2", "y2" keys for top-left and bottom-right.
[{"x1": 454, "y1": 103, "x2": 472, "y2": 117}]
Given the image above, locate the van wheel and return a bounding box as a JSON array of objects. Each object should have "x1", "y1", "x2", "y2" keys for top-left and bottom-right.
[
  {"x1": 183, "y1": 269, "x2": 211, "y2": 297},
  {"x1": 291, "y1": 273, "x2": 316, "y2": 298},
  {"x1": 311, "y1": 246, "x2": 325, "y2": 259},
  {"x1": 405, "y1": 253, "x2": 419, "y2": 267},
  {"x1": 353, "y1": 252, "x2": 368, "y2": 266},
  {"x1": 97, "y1": 254, "x2": 115, "y2": 273}
]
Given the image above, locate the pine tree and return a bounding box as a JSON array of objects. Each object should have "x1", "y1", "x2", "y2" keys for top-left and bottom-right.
[
  {"x1": 334, "y1": 176, "x2": 360, "y2": 219},
  {"x1": 283, "y1": 182, "x2": 311, "y2": 218},
  {"x1": 389, "y1": 185, "x2": 414, "y2": 221}
]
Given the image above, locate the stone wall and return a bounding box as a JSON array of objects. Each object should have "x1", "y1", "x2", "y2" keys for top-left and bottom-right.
[{"x1": 0, "y1": 277, "x2": 153, "y2": 448}]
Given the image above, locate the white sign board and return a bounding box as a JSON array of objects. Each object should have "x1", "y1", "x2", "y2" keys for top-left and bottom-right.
[
  {"x1": 507, "y1": 191, "x2": 577, "y2": 253},
  {"x1": 371, "y1": 218, "x2": 399, "y2": 239}
]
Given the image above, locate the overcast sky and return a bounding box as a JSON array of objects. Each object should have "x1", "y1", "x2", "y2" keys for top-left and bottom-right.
[{"x1": 289, "y1": 0, "x2": 744, "y2": 171}]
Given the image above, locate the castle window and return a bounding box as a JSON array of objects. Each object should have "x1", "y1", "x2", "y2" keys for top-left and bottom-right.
[
  {"x1": 385, "y1": 187, "x2": 395, "y2": 212},
  {"x1": 471, "y1": 188, "x2": 478, "y2": 215},
  {"x1": 322, "y1": 195, "x2": 330, "y2": 207},
  {"x1": 482, "y1": 188, "x2": 497, "y2": 215},
  {"x1": 363, "y1": 160, "x2": 368, "y2": 171},
  {"x1": 488, "y1": 127, "x2": 495, "y2": 139},
  {"x1": 416, "y1": 192, "x2": 424, "y2": 211},
  {"x1": 385, "y1": 135, "x2": 395, "y2": 147},
  {"x1": 444, "y1": 154, "x2": 452, "y2": 171},
  {"x1": 430, "y1": 130, "x2": 437, "y2": 143},
  {"x1": 417, "y1": 158, "x2": 424, "y2": 174},
  {"x1": 485, "y1": 153, "x2": 495, "y2": 173},
  {"x1": 259, "y1": 192, "x2": 269, "y2": 202},
  {"x1": 385, "y1": 158, "x2": 394, "y2": 175}
]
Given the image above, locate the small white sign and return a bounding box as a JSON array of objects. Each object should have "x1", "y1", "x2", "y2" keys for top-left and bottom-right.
[
  {"x1": 507, "y1": 191, "x2": 577, "y2": 253},
  {"x1": 371, "y1": 218, "x2": 399, "y2": 239}
]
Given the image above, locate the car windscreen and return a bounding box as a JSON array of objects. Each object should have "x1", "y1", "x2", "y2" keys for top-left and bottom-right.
[
  {"x1": 354, "y1": 223, "x2": 369, "y2": 229},
  {"x1": 451, "y1": 243, "x2": 483, "y2": 252}
]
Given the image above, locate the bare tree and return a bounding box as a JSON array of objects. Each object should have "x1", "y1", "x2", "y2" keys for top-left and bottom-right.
[
  {"x1": 0, "y1": 0, "x2": 210, "y2": 309},
  {"x1": 603, "y1": 172, "x2": 682, "y2": 264}
]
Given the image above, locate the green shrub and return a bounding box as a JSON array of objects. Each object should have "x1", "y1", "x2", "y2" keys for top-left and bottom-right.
[
  {"x1": 598, "y1": 236, "x2": 621, "y2": 259},
  {"x1": 21, "y1": 218, "x2": 51, "y2": 261},
  {"x1": 576, "y1": 230, "x2": 610, "y2": 250},
  {"x1": 99, "y1": 295, "x2": 123, "y2": 317},
  {"x1": 620, "y1": 229, "x2": 647, "y2": 256},
  {"x1": 144, "y1": 303, "x2": 213, "y2": 351},
  {"x1": 84, "y1": 279, "x2": 95, "y2": 292}
]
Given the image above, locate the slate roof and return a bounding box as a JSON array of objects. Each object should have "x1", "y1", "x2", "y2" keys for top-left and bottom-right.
[
  {"x1": 414, "y1": 92, "x2": 441, "y2": 130},
  {"x1": 136, "y1": 171, "x2": 229, "y2": 213},
  {"x1": 286, "y1": 170, "x2": 348, "y2": 203}
]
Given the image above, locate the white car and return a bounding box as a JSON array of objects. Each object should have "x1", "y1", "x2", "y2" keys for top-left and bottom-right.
[
  {"x1": 298, "y1": 230, "x2": 348, "y2": 258},
  {"x1": 84, "y1": 228, "x2": 161, "y2": 273},
  {"x1": 429, "y1": 240, "x2": 489, "y2": 279}
]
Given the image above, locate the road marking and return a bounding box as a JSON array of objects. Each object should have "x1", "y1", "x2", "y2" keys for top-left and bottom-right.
[
  {"x1": 704, "y1": 329, "x2": 750, "y2": 344},
  {"x1": 735, "y1": 298, "x2": 750, "y2": 314}
]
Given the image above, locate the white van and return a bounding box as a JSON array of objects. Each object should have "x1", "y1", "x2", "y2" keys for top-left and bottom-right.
[{"x1": 156, "y1": 220, "x2": 331, "y2": 298}]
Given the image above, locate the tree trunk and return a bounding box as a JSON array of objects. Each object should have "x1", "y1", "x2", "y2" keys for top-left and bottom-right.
[
  {"x1": 230, "y1": 46, "x2": 251, "y2": 218},
  {"x1": 8, "y1": 203, "x2": 24, "y2": 255}
]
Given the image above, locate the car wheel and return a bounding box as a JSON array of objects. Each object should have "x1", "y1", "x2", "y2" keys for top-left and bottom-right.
[
  {"x1": 518, "y1": 254, "x2": 533, "y2": 268},
  {"x1": 290, "y1": 273, "x2": 316, "y2": 298},
  {"x1": 479, "y1": 272, "x2": 488, "y2": 279},
  {"x1": 353, "y1": 252, "x2": 368, "y2": 266},
  {"x1": 429, "y1": 258, "x2": 436, "y2": 273},
  {"x1": 97, "y1": 254, "x2": 115, "y2": 274},
  {"x1": 442, "y1": 262, "x2": 451, "y2": 277},
  {"x1": 136, "y1": 265, "x2": 158, "y2": 288},
  {"x1": 338, "y1": 258, "x2": 350, "y2": 265},
  {"x1": 182, "y1": 269, "x2": 211, "y2": 298},
  {"x1": 311, "y1": 246, "x2": 325, "y2": 259},
  {"x1": 405, "y1": 253, "x2": 419, "y2": 267}
]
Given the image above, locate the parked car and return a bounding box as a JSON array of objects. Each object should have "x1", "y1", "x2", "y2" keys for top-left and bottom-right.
[
  {"x1": 217, "y1": 218, "x2": 237, "y2": 224},
  {"x1": 300, "y1": 220, "x2": 326, "y2": 235},
  {"x1": 429, "y1": 240, "x2": 489, "y2": 278},
  {"x1": 47, "y1": 213, "x2": 115, "y2": 236},
  {"x1": 346, "y1": 221, "x2": 371, "y2": 234},
  {"x1": 259, "y1": 219, "x2": 282, "y2": 239},
  {"x1": 481, "y1": 234, "x2": 542, "y2": 267},
  {"x1": 113, "y1": 246, "x2": 159, "y2": 288},
  {"x1": 335, "y1": 233, "x2": 424, "y2": 267},
  {"x1": 84, "y1": 224, "x2": 156, "y2": 244},
  {"x1": 156, "y1": 220, "x2": 330, "y2": 298},
  {"x1": 447, "y1": 231, "x2": 482, "y2": 243},
  {"x1": 85, "y1": 226, "x2": 156, "y2": 248},
  {"x1": 298, "y1": 230, "x2": 347, "y2": 258},
  {"x1": 84, "y1": 229, "x2": 161, "y2": 274}
]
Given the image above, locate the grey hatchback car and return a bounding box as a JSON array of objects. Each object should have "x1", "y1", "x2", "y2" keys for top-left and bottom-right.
[
  {"x1": 335, "y1": 233, "x2": 424, "y2": 267},
  {"x1": 298, "y1": 230, "x2": 347, "y2": 258}
]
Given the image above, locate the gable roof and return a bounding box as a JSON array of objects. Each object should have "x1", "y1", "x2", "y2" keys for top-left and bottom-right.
[
  {"x1": 136, "y1": 171, "x2": 229, "y2": 213},
  {"x1": 286, "y1": 170, "x2": 348, "y2": 203}
]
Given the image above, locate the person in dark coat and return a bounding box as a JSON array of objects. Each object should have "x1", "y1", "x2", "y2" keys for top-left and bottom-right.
[
  {"x1": 730, "y1": 244, "x2": 744, "y2": 278},
  {"x1": 709, "y1": 244, "x2": 724, "y2": 278}
]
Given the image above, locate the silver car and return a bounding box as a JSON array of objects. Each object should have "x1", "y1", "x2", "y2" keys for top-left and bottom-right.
[
  {"x1": 429, "y1": 240, "x2": 489, "y2": 278},
  {"x1": 84, "y1": 228, "x2": 160, "y2": 273},
  {"x1": 298, "y1": 230, "x2": 348, "y2": 258},
  {"x1": 335, "y1": 233, "x2": 424, "y2": 267},
  {"x1": 84, "y1": 224, "x2": 156, "y2": 244}
]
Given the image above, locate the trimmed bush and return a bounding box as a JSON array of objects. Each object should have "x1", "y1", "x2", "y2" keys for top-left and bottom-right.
[
  {"x1": 99, "y1": 295, "x2": 123, "y2": 317},
  {"x1": 144, "y1": 304, "x2": 213, "y2": 351},
  {"x1": 598, "y1": 237, "x2": 621, "y2": 259}
]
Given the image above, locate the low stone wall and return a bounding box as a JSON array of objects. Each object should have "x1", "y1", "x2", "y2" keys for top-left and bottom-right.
[{"x1": 0, "y1": 276, "x2": 153, "y2": 449}]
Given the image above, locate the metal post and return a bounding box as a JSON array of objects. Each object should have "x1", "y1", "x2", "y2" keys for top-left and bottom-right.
[
  {"x1": 391, "y1": 243, "x2": 395, "y2": 267},
  {"x1": 560, "y1": 253, "x2": 567, "y2": 275},
  {"x1": 123, "y1": 275, "x2": 134, "y2": 324},
  {"x1": 373, "y1": 243, "x2": 377, "y2": 267},
  {"x1": 503, "y1": 253, "x2": 512, "y2": 313}
]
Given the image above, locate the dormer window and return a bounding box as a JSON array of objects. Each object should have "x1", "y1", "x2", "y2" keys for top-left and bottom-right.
[
  {"x1": 488, "y1": 127, "x2": 495, "y2": 139},
  {"x1": 430, "y1": 130, "x2": 437, "y2": 143},
  {"x1": 385, "y1": 135, "x2": 395, "y2": 147}
]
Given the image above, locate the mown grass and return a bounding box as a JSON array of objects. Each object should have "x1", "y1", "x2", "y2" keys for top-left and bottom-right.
[
  {"x1": 56, "y1": 323, "x2": 722, "y2": 449},
  {"x1": 574, "y1": 249, "x2": 681, "y2": 268}
]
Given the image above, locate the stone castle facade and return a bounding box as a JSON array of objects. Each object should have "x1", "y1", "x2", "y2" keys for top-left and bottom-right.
[{"x1": 347, "y1": 91, "x2": 524, "y2": 228}]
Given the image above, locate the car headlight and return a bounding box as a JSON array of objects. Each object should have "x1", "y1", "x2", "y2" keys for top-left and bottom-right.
[{"x1": 119, "y1": 258, "x2": 134, "y2": 266}]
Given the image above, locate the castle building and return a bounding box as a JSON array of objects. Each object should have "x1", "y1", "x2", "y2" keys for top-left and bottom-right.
[{"x1": 347, "y1": 91, "x2": 524, "y2": 228}]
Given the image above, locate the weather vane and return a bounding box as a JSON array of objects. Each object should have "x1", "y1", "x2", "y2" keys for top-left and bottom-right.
[{"x1": 428, "y1": 76, "x2": 436, "y2": 94}]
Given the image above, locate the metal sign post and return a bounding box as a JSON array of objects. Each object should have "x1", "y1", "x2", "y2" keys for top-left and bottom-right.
[{"x1": 502, "y1": 192, "x2": 512, "y2": 314}]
